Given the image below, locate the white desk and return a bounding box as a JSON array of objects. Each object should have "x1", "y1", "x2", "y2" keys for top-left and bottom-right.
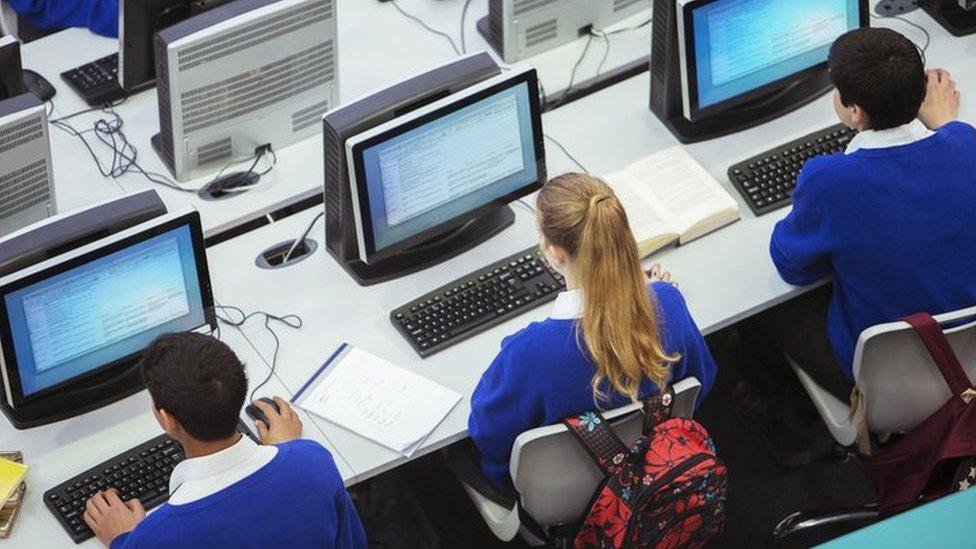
[
  {"x1": 19, "y1": 0, "x2": 650, "y2": 241},
  {"x1": 203, "y1": 10, "x2": 976, "y2": 485},
  {"x1": 0, "y1": 325, "x2": 354, "y2": 547}
]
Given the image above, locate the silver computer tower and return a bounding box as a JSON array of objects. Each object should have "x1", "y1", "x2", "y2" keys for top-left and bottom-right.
[
  {"x1": 482, "y1": 0, "x2": 649, "y2": 63},
  {"x1": 0, "y1": 94, "x2": 56, "y2": 237},
  {"x1": 152, "y1": 0, "x2": 338, "y2": 181}
]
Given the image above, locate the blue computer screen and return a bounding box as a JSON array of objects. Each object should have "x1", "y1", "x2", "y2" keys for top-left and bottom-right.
[
  {"x1": 692, "y1": 0, "x2": 860, "y2": 110},
  {"x1": 4, "y1": 224, "x2": 207, "y2": 397},
  {"x1": 359, "y1": 81, "x2": 538, "y2": 253}
]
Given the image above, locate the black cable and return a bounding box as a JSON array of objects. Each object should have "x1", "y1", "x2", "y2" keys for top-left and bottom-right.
[
  {"x1": 544, "y1": 134, "x2": 589, "y2": 174},
  {"x1": 594, "y1": 30, "x2": 611, "y2": 79},
  {"x1": 516, "y1": 198, "x2": 536, "y2": 214},
  {"x1": 870, "y1": 11, "x2": 930, "y2": 57},
  {"x1": 283, "y1": 211, "x2": 325, "y2": 263},
  {"x1": 390, "y1": 0, "x2": 460, "y2": 55},
  {"x1": 214, "y1": 304, "x2": 303, "y2": 403},
  {"x1": 460, "y1": 0, "x2": 473, "y2": 53},
  {"x1": 50, "y1": 98, "x2": 277, "y2": 195}
]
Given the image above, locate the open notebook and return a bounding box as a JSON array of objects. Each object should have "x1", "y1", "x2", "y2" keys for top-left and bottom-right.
[{"x1": 603, "y1": 146, "x2": 740, "y2": 257}]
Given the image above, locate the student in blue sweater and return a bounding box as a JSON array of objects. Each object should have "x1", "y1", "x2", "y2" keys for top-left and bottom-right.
[
  {"x1": 7, "y1": 0, "x2": 118, "y2": 37},
  {"x1": 81, "y1": 332, "x2": 366, "y2": 549},
  {"x1": 469, "y1": 173, "x2": 718, "y2": 492},
  {"x1": 738, "y1": 27, "x2": 975, "y2": 467}
]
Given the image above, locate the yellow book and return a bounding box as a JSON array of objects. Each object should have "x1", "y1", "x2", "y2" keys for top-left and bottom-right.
[{"x1": 0, "y1": 458, "x2": 27, "y2": 508}]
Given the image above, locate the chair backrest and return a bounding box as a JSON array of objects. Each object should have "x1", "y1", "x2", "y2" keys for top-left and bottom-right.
[
  {"x1": 510, "y1": 377, "x2": 701, "y2": 528},
  {"x1": 853, "y1": 306, "x2": 976, "y2": 435},
  {"x1": 0, "y1": 2, "x2": 17, "y2": 38}
]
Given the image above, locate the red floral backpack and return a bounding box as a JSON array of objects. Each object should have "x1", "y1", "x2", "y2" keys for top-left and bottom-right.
[{"x1": 561, "y1": 388, "x2": 727, "y2": 548}]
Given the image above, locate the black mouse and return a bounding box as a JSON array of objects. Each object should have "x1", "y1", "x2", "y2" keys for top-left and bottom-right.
[
  {"x1": 200, "y1": 171, "x2": 261, "y2": 199},
  {"x1": 245, "y1": 397, "x2": 280, "y2": 426},
  {"x1": 22, "y1": 69, "x2": 55, "y2": 102}
]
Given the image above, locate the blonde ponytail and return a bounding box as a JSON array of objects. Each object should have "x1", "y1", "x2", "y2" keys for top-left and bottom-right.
[{"x1": 537, "y1": 173, "x2": 678, "y2": 403}]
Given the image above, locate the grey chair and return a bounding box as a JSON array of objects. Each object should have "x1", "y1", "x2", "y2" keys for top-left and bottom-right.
[
  {"x1": 456, "y1": 377, "x2": 702, "y2": 545},
  {"x1": 773, "y1": 305, "x2": 976, "y2": 544}
]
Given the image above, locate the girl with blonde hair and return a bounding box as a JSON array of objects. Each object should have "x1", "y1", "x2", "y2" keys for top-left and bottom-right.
[{"x1": 468, "y1": 173, "x2": 717, "y2": 492}]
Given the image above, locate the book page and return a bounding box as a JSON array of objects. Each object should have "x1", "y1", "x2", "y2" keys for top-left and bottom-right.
[
  {"x1": 623, "y1": 147, "x2": 738, "y2": 235},
  {"x1": 603, "y1": 171, "x2": 679, "y2": 254},
  {"x1": 296, "y1": 347, "x2": 461, "y2": 456}
]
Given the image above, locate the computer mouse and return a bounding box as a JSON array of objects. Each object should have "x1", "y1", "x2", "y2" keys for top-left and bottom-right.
[
  {"x1": 245, "y1": 397, "x2": 280, "y2": 426},
  {"x1": 22, "y1": 69, "x2": 55, "y2": 102}
]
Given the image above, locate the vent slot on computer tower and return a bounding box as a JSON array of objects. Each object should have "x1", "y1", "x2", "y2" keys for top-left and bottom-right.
[
  {"x1": 179, "y1": 40, "x2": 333, "y2": 134},
  {"x1": 196, "y1": 137, "x2": 233, "y2": 166},
  {"x1": 176, "y1": 0, "x2": 333, "y2": 71},
  {"x1": 525, "y1": 19, "x2": 558, "y2": 47},
  {"x1": 0, "y1": 117, "x2": 43, "y2": 154},
  {"x1": 514, "y1": 0, "x2": 558, "y2": 16},
  {"x1": 0, "y1": 160, "x2": 50, "y2": 222},
  {"x1": 292, "y1": 98, "x2": 331, "y2": 132},
  {"x1": 613, "y1": 0, "x2": 642, "y2": 11}
]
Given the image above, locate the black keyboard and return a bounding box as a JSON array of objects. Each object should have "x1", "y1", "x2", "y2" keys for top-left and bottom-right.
[
  {"x1": 728, "y1": 123, "x2": 856, "y2": 216},
  {"x1": 60, "y1": 54, "x2": 126, "y2": 106},
  {"x1": 44, "y1": 421, "x2": 256, "y2": 543},
  {"x1": 391, "y1": 246, "x2": 566, "y2": 357}
]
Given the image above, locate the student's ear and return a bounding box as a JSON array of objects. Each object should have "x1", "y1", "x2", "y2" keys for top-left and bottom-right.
[
  {"x1": 153, "y1": 406, "x2": 181, "y2": 435},
  {"x1": 546, "y1": 243, "x2": 567, "y2": 268},
  {"x1": 849, "y1": 103, "x2": 870, "y2": 131}
]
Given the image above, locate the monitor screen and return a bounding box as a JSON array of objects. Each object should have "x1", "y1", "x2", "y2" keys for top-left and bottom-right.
[
  {"x1": 348, "y1": 68, "x2": 544, "y2": 263},
  {"x1": 0, "y1": 214, "x2": 211, "y2": 402},
  {"x1": 681, "y1": 0, "x2": 863, "y2": 119}
]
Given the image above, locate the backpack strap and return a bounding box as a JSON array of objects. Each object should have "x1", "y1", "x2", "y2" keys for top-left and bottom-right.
[
  {"x1": 562, "y1": 410, "x2": 630, "y2": 475},
  {"x1": 902, "y1": 313, "x2": 976, "y2": 402},
  {"x1": 641, "y1": 386, "x2": 675, "y2": 434}
]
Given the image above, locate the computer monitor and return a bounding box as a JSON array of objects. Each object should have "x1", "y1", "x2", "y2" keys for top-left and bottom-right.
[
  {"x1": 650, "y1": 0, "x2": 868, "y2": 143},
  {"x1": 0, "y1": 208, "x2": 214, "y2": 428},
  {"x1": 152, "y1": 0, "x2": 338, "y2": 181},
  {"x1": 325, "y1": 61, "x2": 546, "y2": 285},
  {"x1": 118, "y1": 0, "x2": 234, "y2": 92},
  {"x1": 0, "y1": 37, "x2": 27, "y2": 99},
  {"x1": 0, "y1": 93, "x2": 57, "y2": 238}
]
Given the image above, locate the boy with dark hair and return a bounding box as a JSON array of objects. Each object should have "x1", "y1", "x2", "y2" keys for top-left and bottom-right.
[
  {"x1": 738, "y1": 27, "x2": 976, "y2": 467},
  {"x1": 82, "y1": 332, "x2": 366, "y2": 548}
]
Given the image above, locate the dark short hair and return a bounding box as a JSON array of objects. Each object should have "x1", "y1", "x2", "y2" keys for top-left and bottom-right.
[
  {"x1": 140, "y1": 332, "x2": 247, "y2": 441},
  {"x1": 828, "y1": 28, "x2": 926, "y2": 130}
]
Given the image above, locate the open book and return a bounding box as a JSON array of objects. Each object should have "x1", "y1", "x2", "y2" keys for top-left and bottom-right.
[{"x1": 603, "y1": 146, "x2": 740, "y2": 257}]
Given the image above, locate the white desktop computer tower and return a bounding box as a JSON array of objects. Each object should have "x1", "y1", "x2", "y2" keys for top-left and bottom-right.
[
  {"x1": 481, "y1": 0, "x2": 649, "y2": 63},
  {"x1": 0, "y1": 93, "x2": 57, "y2": 237},
  {"x1": 152, "y1": 0, "x2": 338, "y2": 181}
]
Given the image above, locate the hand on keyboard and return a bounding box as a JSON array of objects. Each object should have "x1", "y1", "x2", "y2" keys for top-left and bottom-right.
[{"x1": 83, "y1": 488, "x2": 146, "y2": 547}]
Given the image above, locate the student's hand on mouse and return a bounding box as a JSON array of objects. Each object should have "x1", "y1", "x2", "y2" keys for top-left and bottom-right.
[
  {"x1": 254, "y1": 396, "x2": 303, "y2": 445},
  {"x1": 918, "y1": 68, "x2": 960, "y2": 130},
  {"x1": 646, "y1": 263, "x2": 678, "y2": 287},
  {"x1": 83, "y1": 489, "x2": 146, "y2": 547}
]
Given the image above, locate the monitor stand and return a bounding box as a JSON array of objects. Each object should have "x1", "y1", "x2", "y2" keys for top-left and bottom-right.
[
  {"x1": 0, "y1": 360, "x2": 145, "y2": 429},
  {"x1": 338, "y1": 205, "x2": 515, "y2": 286},
  {"x1": 921, "y1": 0, "x2": 976, "y2": 36},
  {"x1": 655, "y1": 70, "x2": 834, "y2": 144}
]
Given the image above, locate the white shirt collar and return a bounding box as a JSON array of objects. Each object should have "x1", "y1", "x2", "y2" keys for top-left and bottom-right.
[
  {"x1": 845, "y1": 119, "x2": 934, "y2": 154},
  {"x1": 550, "y1": 288, "x2": 584, "y2": 320},
  {"x1": 168, "y1": 435, "x2": 277, "y2": 505}
]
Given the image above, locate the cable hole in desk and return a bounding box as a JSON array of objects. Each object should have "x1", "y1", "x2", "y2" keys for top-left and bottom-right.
[{"x1": 255, "y1": 238, "x2": 318, "y2": 270}]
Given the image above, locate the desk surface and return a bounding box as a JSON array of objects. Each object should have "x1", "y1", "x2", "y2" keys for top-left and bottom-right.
[
  {"x1": 203, "y1": 9, "x2": 975, "y2": 486},
  {"x1": 20, "y1": 0, "x2": 650, "y2": 241}
]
